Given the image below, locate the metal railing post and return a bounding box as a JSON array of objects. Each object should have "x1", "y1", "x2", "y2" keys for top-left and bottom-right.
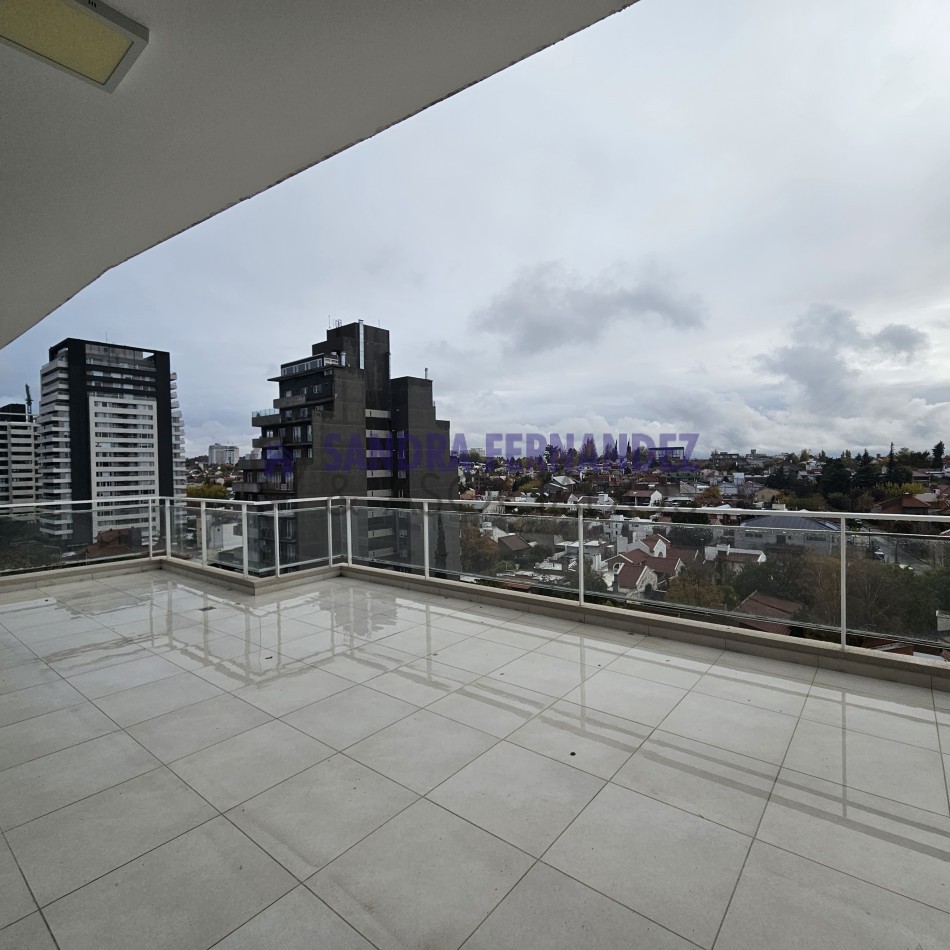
[
  {"x1": 423, "y1": 501, "x2": 430, "y2": 579},
  {"x1": 164, "y1": 498, "x2": 171, "y2": 558},
  {"x1": 839, "y1": 514, "x2": 847, "y2": 647},
  {"x1": 273, "y1": 503, "x2": 281, "y2": 577},
  {"x1": 578, "y1": 506, "x2": 585, "y2": 606},
  {"x1": 241, "y1": 504, "x2": 249, "y2": 579},
  {"x1": 326, "y1": 498, "x2": 333, "y2": 566},
  {"x1": 200, "y1": 500, "x2": 207, "y2": 566},
  {"x1": 346, "y1": 498, "x2": 353, "y2": 566},
  {"x1": 147, "y1": 497, "x2": 154, "y2": 560}
]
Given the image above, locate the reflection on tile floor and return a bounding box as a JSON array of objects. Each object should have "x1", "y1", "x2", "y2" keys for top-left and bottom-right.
[{"x1": 0, "y1": 572, "x2": 949, "y2": 950}]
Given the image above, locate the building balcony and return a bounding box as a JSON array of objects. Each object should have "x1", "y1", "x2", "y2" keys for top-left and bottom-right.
[
  {"x1": 0, "y1": 498, "x2": 948, "y2": 949},
  {"x1": 250, "y1": 409, "x2": 280, "y2": 425}
]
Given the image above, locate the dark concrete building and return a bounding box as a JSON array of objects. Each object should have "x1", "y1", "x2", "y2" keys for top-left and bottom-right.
[{"x1": 235, "y1": 321, "x2": 458, "y2": 571}]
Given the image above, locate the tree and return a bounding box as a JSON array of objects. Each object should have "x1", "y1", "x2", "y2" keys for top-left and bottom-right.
[
  {"x1": 186, "y1": 483, "x2": 229, "y2": 499},
  {"x1": 934, "y1": 441, "x2": 945, "y2": 470}
]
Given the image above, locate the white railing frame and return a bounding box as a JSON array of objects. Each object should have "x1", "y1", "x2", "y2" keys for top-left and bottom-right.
[{"x1": 4, "y1": 494, "x2": 949, "y2": 650}]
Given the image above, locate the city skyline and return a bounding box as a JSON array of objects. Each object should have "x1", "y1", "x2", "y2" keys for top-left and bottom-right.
[{"x1": 2, "y1": 0, "x2": 949, "y2": 457}]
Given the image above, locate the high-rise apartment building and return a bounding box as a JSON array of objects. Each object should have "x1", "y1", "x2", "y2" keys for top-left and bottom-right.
[
  {"x1": 37, "y1": 339, "x2": 186, "y2": 544},
  {"x1": 235, "y1": 321, "x2": 457, "y2": 569},
  {"x1": 208, "y1": 443, "x2": 240, "y2": 466},
  {"x1": 0, "y1": 403, "x2": 37, "y2": 505}
]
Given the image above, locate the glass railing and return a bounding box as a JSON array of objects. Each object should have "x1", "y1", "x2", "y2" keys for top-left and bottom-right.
[{"x1": 2, "y1": 495, "x2": 948, "y2": 661}]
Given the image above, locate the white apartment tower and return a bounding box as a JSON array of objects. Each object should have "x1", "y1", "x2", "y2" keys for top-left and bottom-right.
[
  {"x1": 0, "y1": 403, "x2": 37, "y2": 504},
  {"x1": 37, "y1": 339, "x2": 185, "y2": 543},
  {"x1": 208, "y1": 443, "x2": 239, "y2": 466}
]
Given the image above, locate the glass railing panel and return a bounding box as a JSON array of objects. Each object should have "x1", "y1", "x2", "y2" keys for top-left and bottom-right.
[
  {"x1": 276, "y1": 504, "x2": 331, "y2": 574},
  {"x1": 244, "y1": 508, "x2": 275, "y2": 576},
  {"x1": 846, "y1": 527, "x2": 950, "y2": 651},
  {"x1": 168, "y1": 499, "x2": 200, "y2": 561},
  {"x1": 204, "y1": 505, "x2": 244, "y2": 572},
  {"x1": 348, "y1": 503, "x2": 426, "y2": 574},
  {"x1": 426, "y1": 505, "x2": 581, "y2": 600},
  {"x1": 0, "y1": 503, "x2": 67, "y2": 573},
  {"x1": 81, "y1": 500, "x2": 153, "y2": 565}
]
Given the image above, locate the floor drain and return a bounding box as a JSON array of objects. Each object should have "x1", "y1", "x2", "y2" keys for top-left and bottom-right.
[{"x1": 198, "y1": 606, "x2": 215, "y2": 612}]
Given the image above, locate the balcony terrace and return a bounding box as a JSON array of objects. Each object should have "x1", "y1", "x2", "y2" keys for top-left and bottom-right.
[{"x1": 1, "y1": 504, "x2": 949, "y2": 948}]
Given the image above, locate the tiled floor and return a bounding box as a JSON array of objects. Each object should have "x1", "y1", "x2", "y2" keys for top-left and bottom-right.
[{"x1": 1, "y1": 572, "x2": 949, "y2": 950}]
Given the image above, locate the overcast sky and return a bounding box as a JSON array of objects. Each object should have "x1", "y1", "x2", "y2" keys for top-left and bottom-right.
[{"x1": 3, "y1": 0, "x2": 949, "y2": 459}]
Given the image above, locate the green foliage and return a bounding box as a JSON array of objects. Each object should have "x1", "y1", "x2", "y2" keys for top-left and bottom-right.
[{"x1": 186, "y1": 483, "x2": 229, "y2": 499}]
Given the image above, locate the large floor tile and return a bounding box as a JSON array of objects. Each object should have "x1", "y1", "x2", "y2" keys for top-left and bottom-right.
[
  {"x1": 0, "y1": 732, "x2": 159, "y2": 829},
  {"x1": 716, "y1": 841, "x2": 950, "y2": 950},
  {"x1": 64, "y1": 653, "x2": 182, "y2": 700},
  {"x1": 373, "y1": 624, "x2": 469, "y2": 657},
  {"x1": 0, "y1": 913, "x2": 56, "y2": 950},
  {"x1": 430, "y1": 614, "x2": 503, "y2": 637},
  {"x1": 190, "y1": 650, "x2": 297, "y2": 690},
  {"x1": 43, "y1": 817, "x2": 295, "y2": 950},
  {"x1": 215, "y1": 886, "x2": 374, "y2": 950},
  {"x1": 507, "y1": 699, "x2": 649, "y2": 778},
  {"x1": 92, "y1": 671, "x2": 223, "y2": 727},
  {"x1": 282, "y1": 684, "x2": 418, "y2": 749},
  {"x1": 309, "y1": 799, "x2": 533, "y2": 950},
  {"x1": 232, "y1": 664, "x2": 351, "y2": 717},
  {"x1": 0, "y1": 645, "x2": 47, "y2": 671},
  {"x1": 227, "y1": 755, "x2": 417, "y2": 879},
  {"x1": 170, "y1": 720, "x2": 333, "y2": 810},
  {"x1": 366, "y1": 657, "x2": 478, "y2": 706},
  {"x1": 0, "y1": 659, "x2": 61, "y2": 695},
  {"x1": 306, "y1": 642, "x2": 415, "y2": 683},
  {"x1": 126, "y1": 693, "x2": 271, "y2": 763},
  {"x1": 38, "y1": 637, "x2": 149, "y2": 677},
  {"x1": 606, "y1": 648, "x2": 709, "y2": 689},
  {"x1": 489, "y1": 652, "x2": 593, "y2": 697},
  {"x1": 812, "y1": 668, "x2": 934, "y2": 706},
  {"x1": 691, "y1": 666, "x2": 810, "y2": 716},
  {"x1": 658, "y1": 691, "x2": 797, "y2": 765},
  {"x1": 0, "y1": 679, "x2": 84, "y2": 727},
  {"x1": 429, "y1": 741, "x2": 603, "y2": 857},
  {"x1": 475, "y1": 625, "x2": 555, "y2": 651},
  {"x1": 715, "y1": 650, "x2": 816, "y2": 684},
  {"x1": 635, "y1": 635, "x2": 723, "y2": 665},
  {"x1": 427, "y1": 677, "x2": 554, "y2": 738},
  {"x1": 783, "y1": 718, "x2": 949, "y2": 814},
  {"x1": 803, "y1": 687, "x2": 940, "y2": 750},
  {"x1": 431, "y1": 636, "x2": 528, "y2": 675},
  {"x1": 613, "y1": 730, "x2": 778, "y2": 835},
  {"x1": 151, "y1": 634, "x2": 256, "y2": 671},
  {"x1": 462, "y1": 861, "x2": 697, "y2": 950},
  {"x1": 0, "y1": 702, "x2": 117, "y2": 771},
  {"x1": 758, "y1": 769, "x2": 950, "y2": 913},
  {"x1": 347, "y1": 709, "x2": 495, "y2": 793},
  {"x1": 564, "y1": 668, "x2": 687, "y2": 726},
  {"x1": 545, "y1": 783, "x2": 750, "y2": 949},
  {"x1": 0, "y1": 837, "x2": 35, "y2": 929},
  {"x1": 6, "y1": 768, "x2": 216, "y2": 906}
]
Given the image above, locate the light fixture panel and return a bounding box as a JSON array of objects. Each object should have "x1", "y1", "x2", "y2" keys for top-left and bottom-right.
[{"x1": 0, "y1": 0, "x2": 148, "y2": 92}]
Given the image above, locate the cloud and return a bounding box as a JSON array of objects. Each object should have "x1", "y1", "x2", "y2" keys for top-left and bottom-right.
[
  {"x1": 470, "y1": 261, "x2": 707, "y2": 352},
  {"x1": 786, "y1": 304, "x2": 926, "y2": 358},
  {"x1": 756, "y1": 304, "x2": 928, "y2": 413}
]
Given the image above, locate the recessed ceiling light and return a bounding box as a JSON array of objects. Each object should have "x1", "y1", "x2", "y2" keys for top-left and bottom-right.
[{"x1": 0, "y1": 0, "x2": 148, "y2": 92}]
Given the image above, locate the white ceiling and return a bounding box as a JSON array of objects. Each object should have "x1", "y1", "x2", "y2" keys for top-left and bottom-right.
[{"x1": 0, "y1": 0, "x2": 636, "y2": 348}]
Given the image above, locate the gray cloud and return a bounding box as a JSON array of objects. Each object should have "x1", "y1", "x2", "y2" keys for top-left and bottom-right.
[
  {"x1": 470, "y1": 262, "x2": 707, "y2": 352},
  {"x1": 787, "y1": 304, "x2": 926, "y2": 358}
]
